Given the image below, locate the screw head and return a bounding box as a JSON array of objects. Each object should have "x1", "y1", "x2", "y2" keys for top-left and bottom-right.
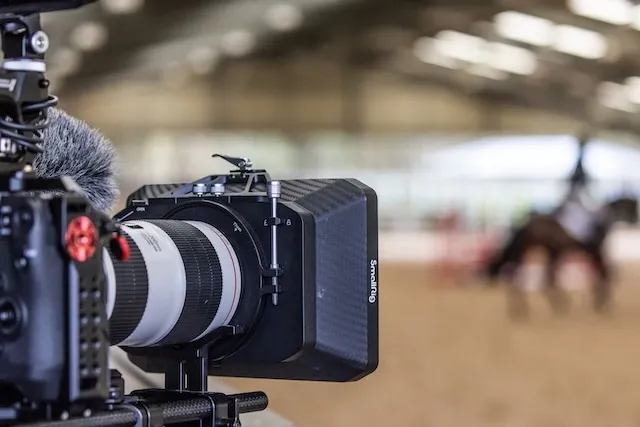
[
  {"x1": 192, "y1": 183, "x2": 208, "y2": 195},
  {"x1": 0, "y1": 298, "x2": 20, "y2": 336},
  {"x1": 31, "y1": 31, "x2": 50, "y2": 54},
  {"x1": 212, "y1": 183, "x2": 225, "y2": 196}
]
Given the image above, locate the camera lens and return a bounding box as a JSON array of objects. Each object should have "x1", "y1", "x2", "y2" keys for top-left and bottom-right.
[{"x1": 104, "y1": 220, "x2": 242, "y2": 347}]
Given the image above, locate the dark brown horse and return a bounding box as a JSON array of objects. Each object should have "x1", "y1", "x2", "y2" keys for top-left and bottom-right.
[
  {"x1": 484, "y1": 195, "x2": 638, "y2": 318},
  {"x1": 483, "y1": 135, "x2": 639, "y2": 318}
]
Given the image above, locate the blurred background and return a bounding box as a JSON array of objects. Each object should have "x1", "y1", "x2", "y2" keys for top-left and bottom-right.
[{"x1": 37, "y1": 0, "x2": 640, "y2": 426}]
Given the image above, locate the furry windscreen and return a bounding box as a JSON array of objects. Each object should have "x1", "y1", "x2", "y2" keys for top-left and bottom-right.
[{"x1": 33, "y1": 108, "x2": 119, "y2": 212}]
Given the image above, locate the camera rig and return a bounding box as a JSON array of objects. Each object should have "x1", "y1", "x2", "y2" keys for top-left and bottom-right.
[{"x1": 0, "y1": 4, "x2": 271, "y2": 427}]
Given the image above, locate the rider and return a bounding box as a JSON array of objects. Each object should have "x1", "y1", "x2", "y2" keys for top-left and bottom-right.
[
  {"x1": 554, "y1": 131, "x2": 601, "y2": 245},
  {"x1": 484, "y1": 131, "x2": 599, "y2": 280}
]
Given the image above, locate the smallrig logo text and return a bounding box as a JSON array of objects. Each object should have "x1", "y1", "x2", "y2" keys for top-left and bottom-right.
[{"x1": 369, "y1": 259, "x2": 378, "y2": 304}]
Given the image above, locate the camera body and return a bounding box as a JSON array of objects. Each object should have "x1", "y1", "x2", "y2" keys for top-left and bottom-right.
[
  {"x1": 0, "y1": 176, "x2": 112, "y2": 422},
  {"x1": 114, "y1": 166, "x2": 379, "y2": 382}
]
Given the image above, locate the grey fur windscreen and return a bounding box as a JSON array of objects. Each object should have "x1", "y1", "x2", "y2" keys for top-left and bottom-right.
[{"x1": 33, "y1": 108, "x2": 119, "y2": 212}]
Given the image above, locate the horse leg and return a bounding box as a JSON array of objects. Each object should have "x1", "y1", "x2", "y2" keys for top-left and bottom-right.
[
  {"x1": 506, "y1": 268, "x2": 529, "y2": 320},
  {"x1": 490, "y1": 227, "x2": 532, "y2": 319},
  {"x1": 503, "y1": 249, "x2": 530, "y2": 320},
  {"x1": 544, "y1": 251, "x2": 570, "y2": 316},
  {"x1": 591, "y1": 251, "x2": 613, "y2": 313},
  {"x1": 486, "y1": 225, "x2": 528, "y2": 282}
]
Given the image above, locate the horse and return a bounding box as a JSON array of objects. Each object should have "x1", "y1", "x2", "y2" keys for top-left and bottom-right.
[{"x1": 483, "y1": 192, "x2": 639, "y2": 319}]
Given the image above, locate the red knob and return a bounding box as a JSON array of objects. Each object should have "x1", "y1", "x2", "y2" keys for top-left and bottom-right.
[
  {"x1": 111, "y1": 234, "x2": 130, "y2": 261},
  {"x1": 65, "y1": 216, "x2": 97, "y2": 262}
]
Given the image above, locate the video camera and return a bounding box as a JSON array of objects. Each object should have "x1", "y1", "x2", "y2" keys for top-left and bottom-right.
[{"x1": 0, "y1": 1, "x2": 379, "y2": 427}]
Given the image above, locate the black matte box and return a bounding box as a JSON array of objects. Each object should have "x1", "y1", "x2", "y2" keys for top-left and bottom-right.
[
  {"x1": 122, "y1": 177, "x2": 379, "y2": 382},
  {"x1": 291, "y1": 179, "x2": 378, "y2": 381},
  {"x1": 209, "y1": 178, "x2": 379, "y2": 382}
]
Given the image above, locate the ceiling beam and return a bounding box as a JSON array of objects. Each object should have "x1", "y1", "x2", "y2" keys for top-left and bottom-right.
[{"x1": 64, "y1": 0, "x2": 215, "y2": 92}]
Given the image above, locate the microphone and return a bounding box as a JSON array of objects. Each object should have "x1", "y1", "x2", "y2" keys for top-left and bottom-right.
[{"x1": 32, "y1": 108, "x2": 119, "y2": 212}]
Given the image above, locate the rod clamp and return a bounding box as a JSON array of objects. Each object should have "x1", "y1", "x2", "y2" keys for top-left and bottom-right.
[{"x1": 265, "y1": 217, "x2": 282, "y2": 227}]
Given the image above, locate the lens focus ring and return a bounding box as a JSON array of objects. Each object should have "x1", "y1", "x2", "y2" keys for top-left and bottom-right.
[
  {"x1": 145, "y1": 220, "x2": 223, "y2": 346},
  {"x1": 108, "y1": 234, "x2": 148, "y2": 345}
]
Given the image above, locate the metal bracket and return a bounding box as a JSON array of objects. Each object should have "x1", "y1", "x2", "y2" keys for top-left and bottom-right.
[
  {"x1": 211, "y1": 154, "x2": 253, "y2": 172},
  {"x1": 265, "y1": 217, "x2": 282, "y2": 227},
  {"x1": 266, "y1": 181, "x2": 282, "y2": 305},
  {"x1": 261, "y1": 267, "x2": 283, "y2": 278}
]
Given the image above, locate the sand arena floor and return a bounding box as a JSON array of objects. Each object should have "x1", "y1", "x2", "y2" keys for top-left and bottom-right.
[{"x1": 227, "y1": 263, "x2": 640, "y2": 427}]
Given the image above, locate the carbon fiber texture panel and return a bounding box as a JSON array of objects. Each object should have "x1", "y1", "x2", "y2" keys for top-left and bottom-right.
[
  {"x1": 279, "y1": 179, "x2": 335, "y2": 201},
  {"x1": 17, "y1": 399, "x2": 211, "y2": 427},
  {"x1": 199, "y1": 181, "x2": 334, "y2": 197},
  {"x1": 18, "y1": 410, "x2": 136, "y2": 427},
  {"x1": 126, "y1": 183, "x2": 185, "y2": 202},
  {"x1": 126, "y1": 179, "x2": 335, "y2": 202},
  {"x1": 230, "y1": 392, "x2": 269, "y2": 413},
  {"x1": 161, "y1": 398, "x2": 211, "y2": 422},
  {"x1": 282, "y1": 179, "x2": 370, "y2": 366}
]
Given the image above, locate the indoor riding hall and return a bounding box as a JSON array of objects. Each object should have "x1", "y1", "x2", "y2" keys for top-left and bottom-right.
[{"x1": 48, "y1": 0, "x2": 640, "y2": 426}]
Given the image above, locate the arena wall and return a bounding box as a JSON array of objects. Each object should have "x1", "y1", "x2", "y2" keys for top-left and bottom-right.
[{"x1": 380, "y1": 227, "x2": 640, "y2": 264}]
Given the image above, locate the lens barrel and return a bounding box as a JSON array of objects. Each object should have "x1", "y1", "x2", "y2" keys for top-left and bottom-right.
[{"x1": 104, "y1": 220, "x2": 242, "y2": 347}]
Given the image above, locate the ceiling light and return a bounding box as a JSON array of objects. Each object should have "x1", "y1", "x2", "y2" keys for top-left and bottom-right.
[
  {"x1": 412, "y1": 37, "x2": 457, "y2": 68},
  {"x1": 427, "y1": 31, "x2": 537, "y2": 75},
  {"x1": 488, "y1": 42, "x2": 538, "y2": 75},
  {"x1": 597, "y1": 81, "x2": 635, "y2": 112},
  {"x1": 434, "y1": 30, "x2": 487, "y2": 63},
  {"x1": 48, "y1": 47, "x2": 82, "y2": 77},
  {"x1": 553, "y1": 25, "x2": 608, "y2": 59},
  {"x1": 568, "y1": 0, "x2": 632, "y2": 25},
  {"x1": 186, "y1": 47, "x2": 219, "y2": 75},
  {"x1": 69, "y1": 22, "x2": 108, "y2": 52},
  {"x1": 101, "y1": 0, "x2": 144, "y2": 14},
  {"x1": 631, "y1": 5, "x2": 640, "y2": 30},
  {"x1": 494, "y1": 11, "x2": 554, "y2": 46},
  {"x1": 625, "y1": 76, "x2": 640, "y2": 103},
  {"x1": 467, "y1": 64, "x2": 508, "y2": 80},
  {"x1": 264, "y1": 3, "x2": 304, "y2": 32},
  {"x1": 221, "y1": 30, "x2": 256, "y2": 57}
]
